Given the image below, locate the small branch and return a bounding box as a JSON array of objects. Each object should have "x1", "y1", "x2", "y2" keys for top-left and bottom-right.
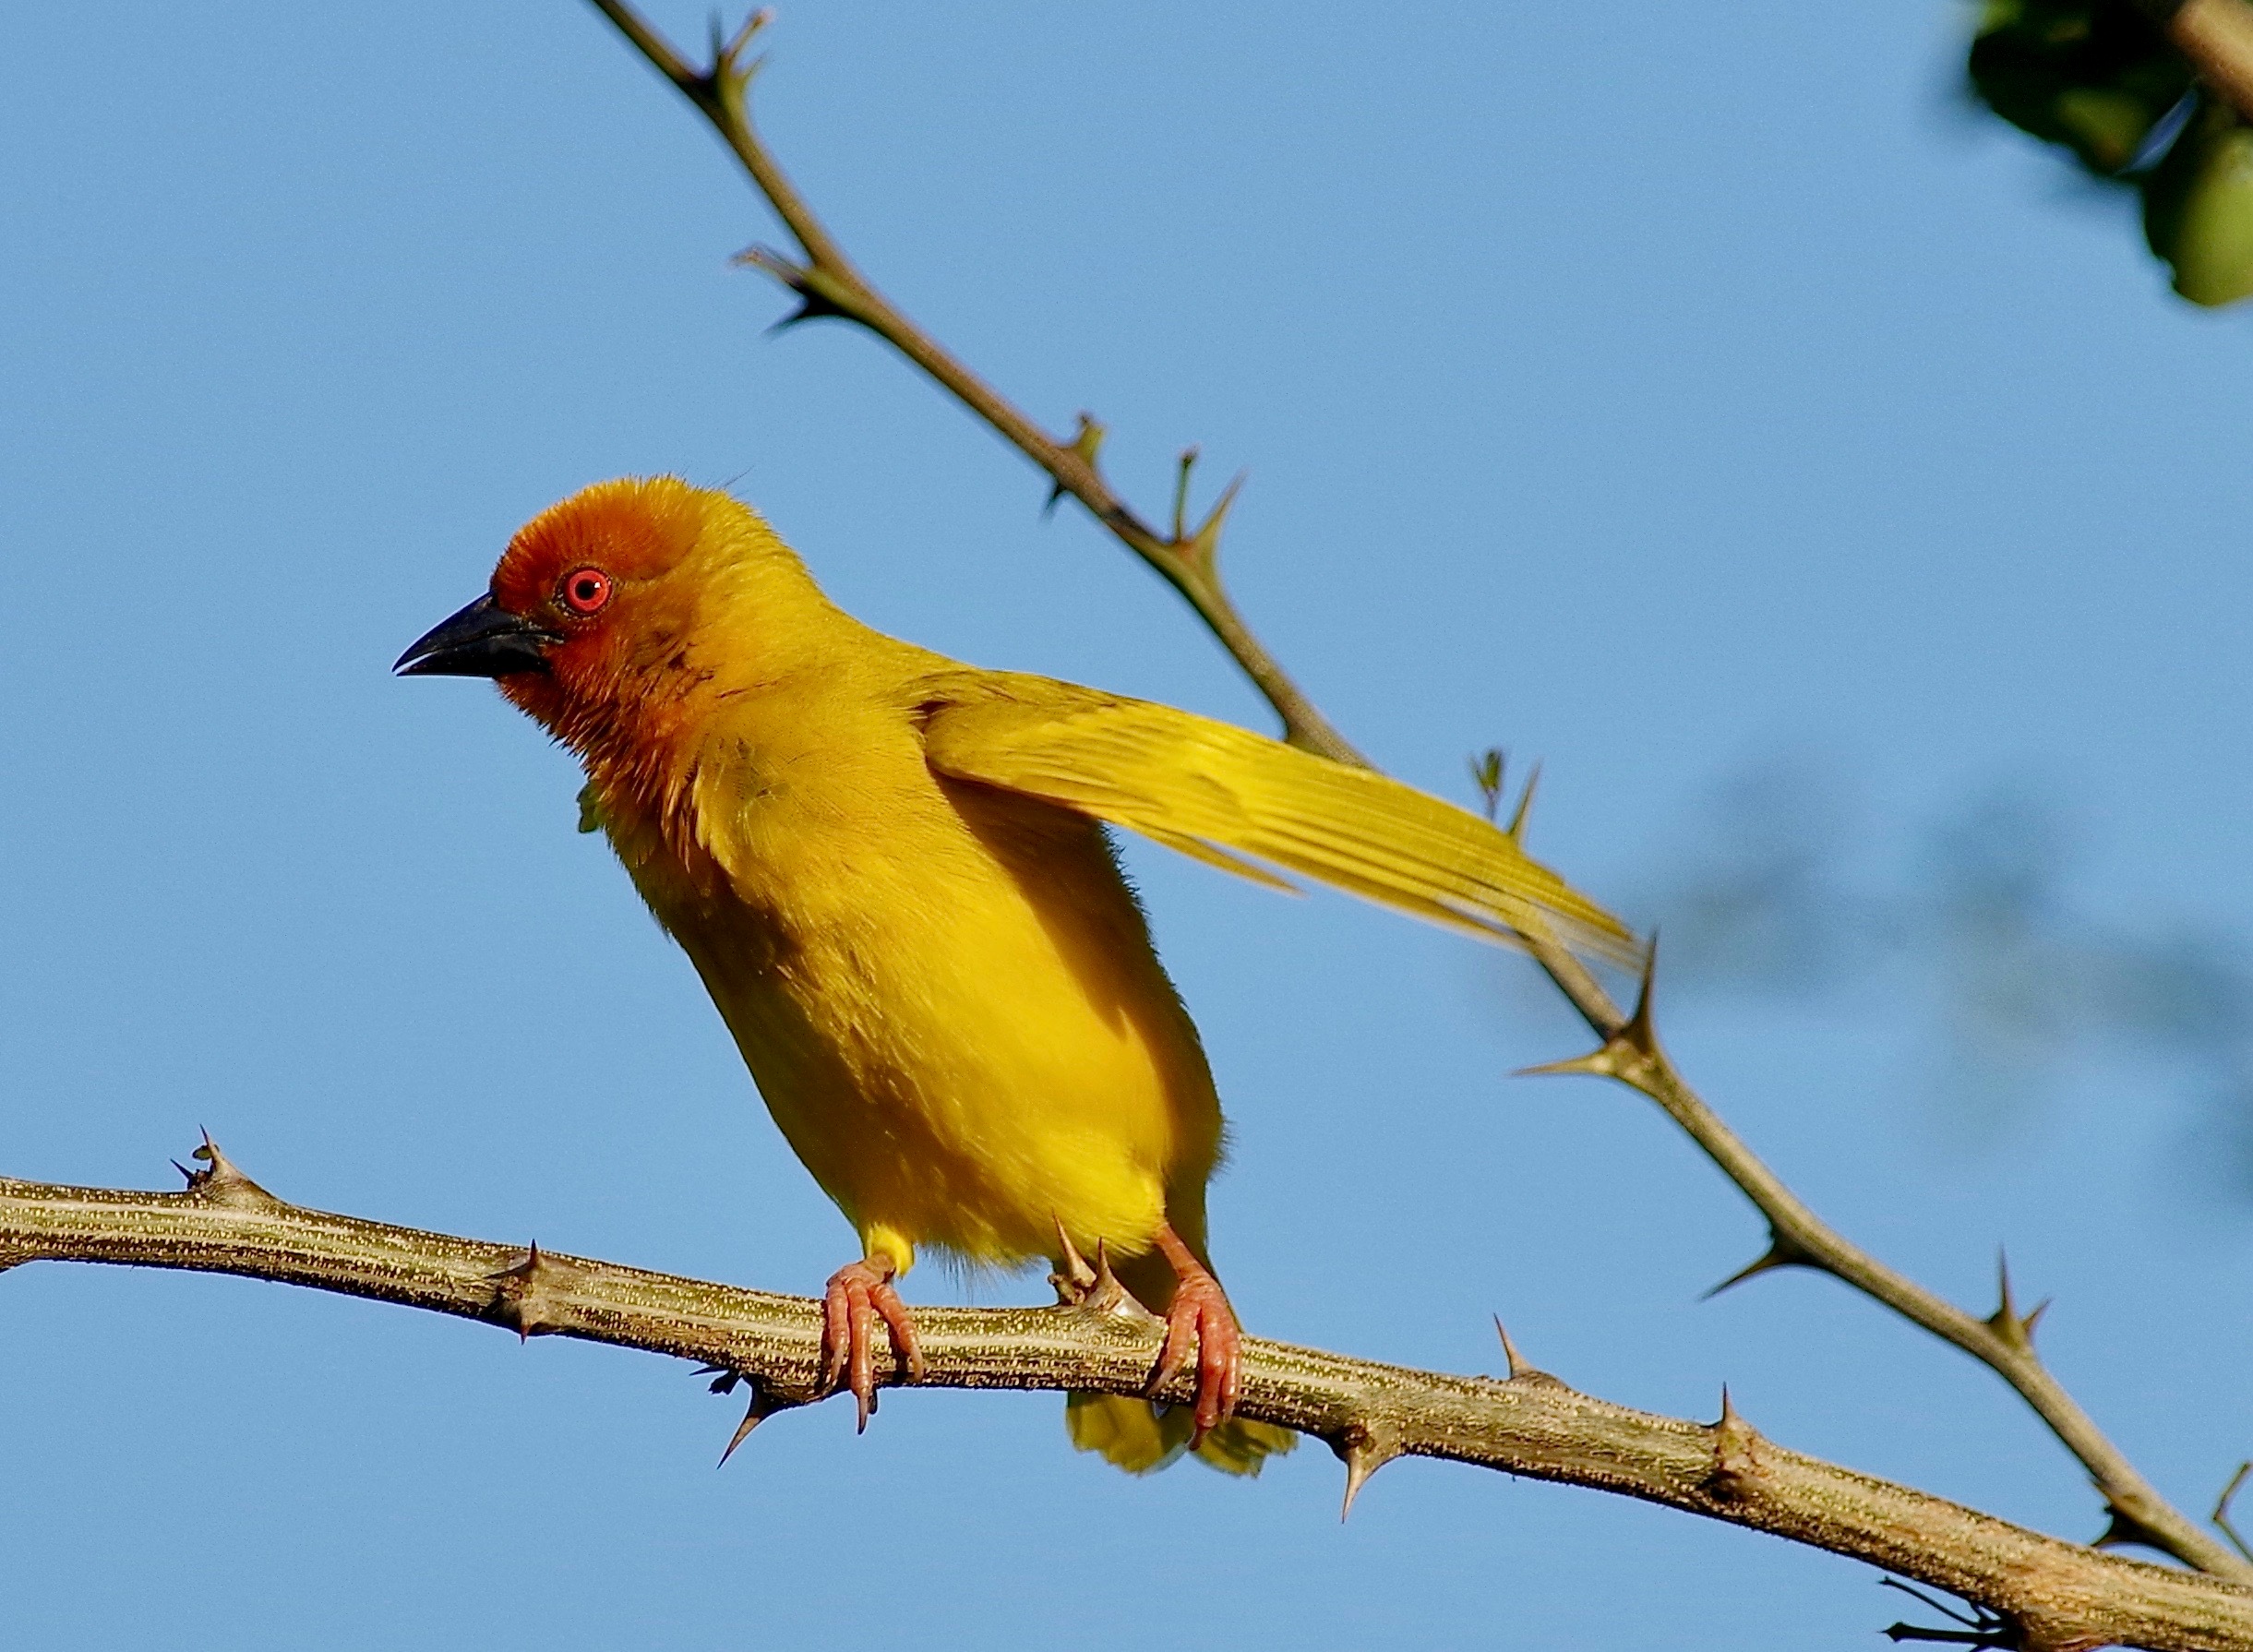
[
  {"x1": 2216, "y1": 1463, "x2": 2253, "y2": 1563},
  {"x1": 6, "y1": 1155, "x2": 2252, "y2": 1652},
  {"x1": 1518, "y1": 949, "x2": 2253, "y2": 1580},
  {"x1": 581, "y1": 0, "x2": 1364, "y2": 766}
]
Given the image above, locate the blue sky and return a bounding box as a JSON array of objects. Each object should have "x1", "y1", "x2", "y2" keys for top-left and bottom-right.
[{"x1": 6, "y1": 3, "x2": 2252, "y2": 1647}]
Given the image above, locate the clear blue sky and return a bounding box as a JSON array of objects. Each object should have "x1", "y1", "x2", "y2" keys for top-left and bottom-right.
[{"x1": 6, "y1": 3, "x2": 2252, "y2": 1647}]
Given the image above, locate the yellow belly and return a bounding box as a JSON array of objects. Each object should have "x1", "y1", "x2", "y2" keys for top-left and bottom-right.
[{"x1": 621, "y1": 768, "x2": 1222, "y2": 1277}]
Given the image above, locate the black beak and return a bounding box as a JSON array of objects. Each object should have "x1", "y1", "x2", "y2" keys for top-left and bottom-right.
[{"x1": 394, "y1": 593, "x2": 557, "y2": 678}]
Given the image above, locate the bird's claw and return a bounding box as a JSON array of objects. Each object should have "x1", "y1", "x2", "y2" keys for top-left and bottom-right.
[
  {"x1": 819, "y1": 1258, "x2": 922, "y2": 1432},
  {"x1": 1145, "y1": 1263, "x2": 1241, "y2": 1444}
]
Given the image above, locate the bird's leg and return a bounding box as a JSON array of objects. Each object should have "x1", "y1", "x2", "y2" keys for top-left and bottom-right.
[
  {"x1": 1144, "y1": 1224, "x2": 1241, "y2": 1443},
  {"x1": 819, "y1": 1256, "x2": 923, "y2": 1432}
]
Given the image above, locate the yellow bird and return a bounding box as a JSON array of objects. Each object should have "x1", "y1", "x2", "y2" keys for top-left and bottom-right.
[{"x1": 397, "y1": 477, "x2": 1634, "y2": 1474}]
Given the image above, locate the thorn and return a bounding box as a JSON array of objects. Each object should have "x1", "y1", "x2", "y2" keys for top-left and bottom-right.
[
  {"x1": 1519, "y1": 939, "x2": 1663, "y2": 1084},
  {"x1": 1331, "y1": 1422, "x2": 1400, "y2": 1522},
  {"x1": 180, "y1": 1131, "x2": 280, "y2": 1208},
  {"x1": 485, "y1": 1242, "x2": 575, "y2": 1342},
  {"x1": 1708, "y1": 1384, "x2": 1763, "y2": 1496},
  {"x1": 734, "y1": 245, "x2": 855, "y2": 330},
  {"x1": 720, "y1": 6, "x2": 773, "y2": 66},
  {"x1": 1618, "y1": 931, "x2": 1660, "y2": 1059},
  {"x1": 1049, "y1": 1217, "x2": 1097, "y2": 1303},
  {"x1": 1702, "y1": 1229, "x2": 1819, "y2": 1299},
  {"x1": 1504, "y1": 761, "x2": 1542, "y2": 845},
  {"x1": 1490, "y1": 1314, "x2": 1564, "y2": 1387},
  {"x1": 1044, "y1": 413, "x2": 1106, "y2": 516},
  {"x1": 1182, "y1": 470, "x2": 1246, "y2": 570},
  {"x1": 1492, "y1": 1313, "x2": 1529, "y2": 1380},
  {"x1": 1469, "y1": 748, "x2": 1505, "y2": 821},
  {"x1": 718, "y1": 1383, "x2": 789, "y2": 1466},
  {"x1": 1876, "y1": 1579, "x2": 2019, "y2": 1649},
  {"x1": 1170, "y1": 446, "x2": 1199, "y2": 543},
  {"x1": 1513, "y1": 1047, "x2": 1621, "y2": 1081},
  {"x1": 1985, "y1": 1251, "x2": 2043, "y2": 1353},
  {"x1": 2213, "y1": 1461, "x2": 2253, "y2": 1563},
  {"x1": 2093, "y1": 1497, "x2": 2170, "y2": 1554}
]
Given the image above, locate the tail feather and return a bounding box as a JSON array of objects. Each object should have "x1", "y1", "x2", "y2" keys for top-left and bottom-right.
[{"x1": 1065, "y1": 1392, "x2": 1296, "y2": 1477}]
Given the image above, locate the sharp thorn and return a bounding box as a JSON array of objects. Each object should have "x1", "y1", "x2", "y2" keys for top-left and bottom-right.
[
  {"x1": 1492, "y1": 1313, "x2": 1530, "y2": 1380},
  {"x1": 1504, "y1": 761, "x2": 1542, "y2": 844},
  {"x1": 1049, "y1": 1217, "x2": 1097, "y2": 1302},
  {"x1": 1514, "y1": 1048, "x2": 1618, "y2": 1081},
  {"x1": 1620, "y1": 931, "x2": 1660, "y2": 1057},
  {"x1": 1186, "y1": 470, "x2": 1247, "y2": 564},
  {"x1": 1985, "y1": 1250, "x2": 2043, "y2": 1351},
  {"x1": 722, "y1": 6, "x2": 773, "y2": 65},
  {"x1": 1333, "y1": 1425, "x2": 1398, "y2": 1522},
  {"x1": 1702, "y1": 1232, "x2": 1815, "y2": 1299},
  {"x1": 718, "y1": 1388, "x2": 778, "y2": 1467}
]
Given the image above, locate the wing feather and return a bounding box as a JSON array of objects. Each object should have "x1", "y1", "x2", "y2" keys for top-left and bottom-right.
[{"x1": 917, "y1": 674, "x2": 1638, "y2": 966}]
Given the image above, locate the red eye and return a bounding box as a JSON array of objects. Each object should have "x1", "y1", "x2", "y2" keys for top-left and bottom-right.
[{"x1": 560, "y1": 568, "x2": 613, "y2": 616}]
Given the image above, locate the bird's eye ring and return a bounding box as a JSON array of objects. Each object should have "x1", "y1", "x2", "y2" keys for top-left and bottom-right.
[{"x1": 560, "y1": 568, "x2": 613, "y2": 616}]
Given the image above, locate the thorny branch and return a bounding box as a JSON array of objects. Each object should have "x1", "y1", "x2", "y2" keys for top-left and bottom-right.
[
  {"x1": 582, "y1": 0, "x2": 2253, "y2": 1584},
  {"x1": 581, "y1": 0, "x2": 1362, "y2": 766},
  {"x1": 5, "y1": 1143, "x2": 2253, "y2": 1652}
]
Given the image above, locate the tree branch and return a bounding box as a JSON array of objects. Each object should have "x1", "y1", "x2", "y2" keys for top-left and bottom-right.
[
  {"x1": 5, "y1": 1143, "x2": 2250, "y2": 1652},
  {"x1": 581, "y1": 0, "x2": 1363, "y2": 766},
  {"x1": 1516, "y1": 950, "x2": 2253, "y2": 1580},
  {"x1": 576, "y1": 0, "x2": 2252, "y2": 1583}
]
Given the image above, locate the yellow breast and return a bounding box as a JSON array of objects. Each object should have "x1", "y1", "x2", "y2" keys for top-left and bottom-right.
[{"x1": 600, "y1": 666, "x2": 1222, "y2": 1276}]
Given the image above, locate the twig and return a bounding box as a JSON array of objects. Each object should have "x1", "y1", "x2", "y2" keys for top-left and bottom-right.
[
  {"x1": 578, "y1": 0, "x2": 2253, "y2": 1582},
  {"x1": 2216, "y1": 1463, "x2": 2253, "y2": 1563},
  {"x1": 1516, "y1": 946, "x2": 2253, "y2": 1578},
  {"x1": 4, "y1": 1149, "x2": 2251, "y2": 1652},
  {"x1": 581, "y1": 0, "x2": 1362, "y2": 766}
]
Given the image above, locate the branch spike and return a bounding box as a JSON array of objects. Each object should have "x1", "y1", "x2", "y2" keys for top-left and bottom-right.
[
  {"x1": 1702, "y1": 1228, "x2": 1820, "y2": 1299},
  {"x1": 1708, "y1": 1385, "x2": 1764, "y2": 1496},
  {"x1": 1985, "y1": 1250, "x2": 2043, "y2": 1354},
  {"x1": 1492, "y1": 1313, "x2": 1529, "y2": 1380},
  {"x1": 1504, "y1": 760, "x2": 1542, "y2": 845},
  {"x1": 180, "y1": 1131, "x2": 281, "y2": 1209},
  {"x1": 1045, "y1": 413, "x2": 1107, "y2": 516},
  {"x1": 485, "y1": 1241, "x2": 578, "y2": 1341},
  {"x1": 1332, "y1": 1422, "x2": 1401, "y2": 1521},
  {"x1": 1049, "y1": 1216, "x2": 1097, "y2": 1303},
  {"x1": 718, "y1": 1382, "x2": 790, "y2": 1466},
  {"x1": 1182, "y1": 470, "x2": 1246, "y2": 571},
  {"x1": 735, "y1": 245, "x2": 857, "y2": 330},
  {"x1": 720, "y1": 6, "x2": 773, "y2": 69},
  {"x1": 1170, "y1": 447, "x2": 1199, "y2": 543},
  {"x1": 2213, "y1": 1461, "x2": 2253, "y2": 1563},
  {"x1": 2093, "y1": 1496, "x2": 2172, "y2": 1555},
  {"x1": 1513, "y1": 1047, "x2": 1622, "y2": 1082},
  {"x1": 1619, "y1": 930, "x2": 1660, "y2": 1059}
]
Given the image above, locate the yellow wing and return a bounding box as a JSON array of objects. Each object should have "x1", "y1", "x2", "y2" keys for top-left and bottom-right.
[{"x1": 914, "y1": 672, "x2": 1639, "y2": 967}]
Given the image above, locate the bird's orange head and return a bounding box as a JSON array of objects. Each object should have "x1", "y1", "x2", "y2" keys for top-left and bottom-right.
[{"x1": 395, "y1": 476, "x2": 827, "y2": 767}]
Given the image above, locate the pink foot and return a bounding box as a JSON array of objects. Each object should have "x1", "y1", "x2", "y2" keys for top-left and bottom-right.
[
  {"x1": 1144, "y1": 1225, "x2": 1242, "y2": 1443},
  {"x1": 819, "y1": 1258, "x2": 923, "y2": 1432}
]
